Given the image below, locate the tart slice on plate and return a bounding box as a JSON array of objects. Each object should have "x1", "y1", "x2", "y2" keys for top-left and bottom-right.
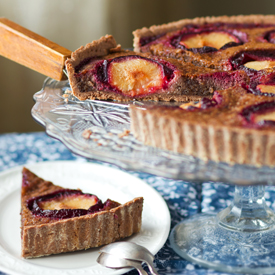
[
  {"x1": 21, "y1": 167, "x2": 143, "y2": 258},
  {"x1": 65, "y1": 35, "x2": 248, "y2": 102}
]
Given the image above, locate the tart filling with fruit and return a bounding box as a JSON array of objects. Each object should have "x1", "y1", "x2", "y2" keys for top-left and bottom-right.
[
  {"x1": 21, "y1": 167, "x2": 143, "y2": 258},
  {"x1": 78, "y1": 54, "x2": 177, "y2": 98},
  {"x1": 254, "y1": 83, "x2": 275, "y2": 95},
  {"x1": 27, "y1": 189, "x2": 120, "y2": 219},
  {"x1": 129, "y1": 86, "x2": 275, "y2": 167},
  {"x1": 133, "y1": 15, "x2": 275, "y2": 71},
  {"x1": 170, "y1": 29, "x2": 245, "y2": 54},
  {"x1": 240, "y1": 100, "x2": 275, "y2": 127},
  {"x1": 230, "y1": 49, "x2": 275, "y2": 72},
  {"x1": 66, "y1": 35, "x2": 248, "y2": 102}
]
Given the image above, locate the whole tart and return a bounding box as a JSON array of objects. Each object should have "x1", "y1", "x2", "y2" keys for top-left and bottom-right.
[
  {"x1": 130, "y1": 86, "x2": 275, "y2": 167},
  {"x1": 21, "y1": 167, "x2": 143, "y2": 258},
  {"x1": 65, "y1": 35, "x2": 248, "y2": 102}
]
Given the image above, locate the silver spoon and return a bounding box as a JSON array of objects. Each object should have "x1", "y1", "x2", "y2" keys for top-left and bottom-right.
[
  {"x1": 100, "y1": 242, "x2": 159, "y2": 275},
  {"x1": 97, "y1": 252, "x2": 148, "y2": 275}
]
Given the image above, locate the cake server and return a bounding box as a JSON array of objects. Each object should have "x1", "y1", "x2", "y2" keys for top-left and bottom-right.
[
  {"x1": 100, "y1": 241, "x2": 160, "y2": 275},
  {"x1": 0, "y1": 18, "x2": 184, "y2": 107},
  {"x1": 0, "y1": 17, "x2": 71, "y2": 81},
  {"x1": 97, "y1": 252, "x2": 148, "y2": 275}
]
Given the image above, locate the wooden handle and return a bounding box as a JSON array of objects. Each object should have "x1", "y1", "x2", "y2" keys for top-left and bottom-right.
[{"x1": 0, "y1": 18, "x2": 72, "y2": 81}]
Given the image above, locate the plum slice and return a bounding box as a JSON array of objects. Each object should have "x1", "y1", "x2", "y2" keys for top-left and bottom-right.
[
  {"x1": 109, "y1": 57, "x2": 167, "y2": 96},
  {"x1": 39, "y1": 191, "x2": 98, "y2": 210},
  {"x1": 240, "y1": 101, "x2": 275, "y2": 127},
  {"x1": 180, "y1": 31, "x2": 240, "y2": 50},
  {"x1": 27, "y1": 189, "x2": 120, "y2": 219},
  {"x1": 230, "y1": 50, "x2": 275, "y2": 71},
  {"x1": 244, "y1": 81, "x2": 275, "y2": 97},
  {"x1": 264, "y1": 30, "x2": 275, "y2": 44},
  {"x1": 94, "y1": 55, "x2": 176, "y2": 97},
  {"x1": 244, "y1": 60, "x2": 275, "y2": 71},
  {"x1": 170, "y1": 29, "x2": 244, "y2": 53},
  {"x1": 179, "y1": 92, "x2": 222, "y2": 110},
  {"x1": 256, "y1": 84, "x2": 275, "y2": 95}
]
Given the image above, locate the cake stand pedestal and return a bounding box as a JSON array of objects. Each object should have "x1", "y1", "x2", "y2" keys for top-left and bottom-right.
[{"x1": 170, "y1": 185, "x2": 275, "y2": 274}]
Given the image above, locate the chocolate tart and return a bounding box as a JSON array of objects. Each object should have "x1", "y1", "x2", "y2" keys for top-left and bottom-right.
[
  {"x1": 65, "y1": 35, "x2": 248, "y2": 102},
  {"x1": 130, "y1": 86, "x2": 275, "y2": 167},
  {"x1": 21, "y1": 167, "x2": 143, "y2": 258}
]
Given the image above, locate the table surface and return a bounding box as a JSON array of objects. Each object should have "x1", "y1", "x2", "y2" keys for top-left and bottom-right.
[{"x1": 1, "y1": 132, "x2": 275, "y2": 275}]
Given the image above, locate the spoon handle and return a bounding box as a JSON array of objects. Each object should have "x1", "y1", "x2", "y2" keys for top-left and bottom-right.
[
  {"x1": 146, "y1": 259, "x2": 160, "y2": 275},
  {"x1": 131, "y1": 262, "x2": 148, "y2": 275}
]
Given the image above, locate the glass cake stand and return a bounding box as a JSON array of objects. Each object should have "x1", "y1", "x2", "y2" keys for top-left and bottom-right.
[
  {"x1": 169, "y1": 186, "x2": 275, "y2": 274},
  {"x1": 32, "y1": 77, "x2": 275, "y2": 273}
]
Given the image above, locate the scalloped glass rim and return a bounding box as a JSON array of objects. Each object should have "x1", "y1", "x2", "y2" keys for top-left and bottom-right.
[{"x1": 31, "y1": 77, "x2": 275, "y2": 185}]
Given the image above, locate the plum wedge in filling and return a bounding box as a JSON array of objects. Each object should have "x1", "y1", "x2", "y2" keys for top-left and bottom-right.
[
  {"x1": 26, "y1": 189, "x2": 120, "y2": 219},
  {"x1": 240, "y1": 100, "x2": 275, "y2": 127},
  {"x1": 21, "y1": 167, "x2": 143, "y2": 258},
  {"x1": 129, "y1": 86, "x2": 275, "y2": 167}
]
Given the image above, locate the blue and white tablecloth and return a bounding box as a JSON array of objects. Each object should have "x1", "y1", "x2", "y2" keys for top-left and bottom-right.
[{"x1": 1, "y1": 132, "x2": 275, "y2": 275}]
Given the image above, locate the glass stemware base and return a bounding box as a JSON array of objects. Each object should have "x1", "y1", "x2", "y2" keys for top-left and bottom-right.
[{"x1": 169, "y1": 185, "x2": 275, "y2": 274}]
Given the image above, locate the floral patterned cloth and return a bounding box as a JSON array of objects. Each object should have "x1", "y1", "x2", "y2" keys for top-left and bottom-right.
[{"x1": 0, "y1": 132, "x2": 274, "y2": 275}]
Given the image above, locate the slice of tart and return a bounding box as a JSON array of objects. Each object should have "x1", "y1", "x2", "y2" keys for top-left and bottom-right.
[
  {"x1": 65, "y1": 35, "x2": 248, "y2": 102},
  {"x1": 21, "y1": 167, "x2": 143, "y2": 258},
  {"x1": 129, "y1": 86, "x2": 275, "y2": 167}
]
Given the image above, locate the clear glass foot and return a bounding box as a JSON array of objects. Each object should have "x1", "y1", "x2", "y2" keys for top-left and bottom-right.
[{"x1": 169, "y1": 185, "x2": 275, "y2": 274}]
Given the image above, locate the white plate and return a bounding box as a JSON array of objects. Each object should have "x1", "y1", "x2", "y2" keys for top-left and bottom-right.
[{"x1": 0, "y1": 161, "x2": 170, "y2": 275}]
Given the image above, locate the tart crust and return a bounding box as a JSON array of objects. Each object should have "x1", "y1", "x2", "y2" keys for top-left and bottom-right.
[
  {"x1": 130, "y1": 86, "x2": 275, "y2": 167},
  {"x1": 21, "y1": 167, "x2": 143, "y2": 258}
]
